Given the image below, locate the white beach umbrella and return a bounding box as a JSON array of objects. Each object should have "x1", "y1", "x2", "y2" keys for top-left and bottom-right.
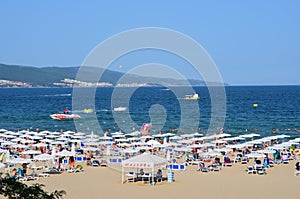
[
  {"x1": 203, "y1": 151, "x2": 221, "y2": 157},
  {"x1": 189, "y1": 144, "x2": 204, "y2": 148},
  {"x1": 21, "y1": 140, "x2": 35, "y2": 144},
  {"x1": 32, "y1": 143, "x2": 48, "y2": 147},
  {"x1": 117, "y1": 143, "x2": 131, "y2": 147},
  {"x1": 51, "y1": 141, "x2": 65, "y2": 145},
  {"x1": 1, "y1": 134, "x2": 16, "y2": 139},
  {"x1": 211, "y1": 140, "x2": 227, "y2": 144},
  {"x1": 49, "y1": 132, "x2": 61, "y2": 135},
  {"x1": 140, "y1": 135, "x2": 153, "y2": 139},
  {"x1": 169, "y1": 135, "x2": 182, "y2": 140},
  {"x1": 163, "y1": 133, "x2": 175, "y2": 137},
  {"x1": 178, "y1": 140, "x2": 193, "y2": 144},
  {"x1": 82, "y1": 147, "x2": 99, "y2": 152},
  {"x1": 125, "y1": 131, "x2": 140, "y2": 137},
  {"x1": 122, "y1": 148, "x2": 139, "y2": 154},
  {"x1": 56, "y1": 149, "x2": 75, "y2": 157},
  {"x1": 99, "y1": 136, "x2": 112, "y2": 140},
  {"x1": 245, "y1": 153, "x2": 265, "y2": 158},
  {"x1": 146, "y1": 140, "x2": 161, "y2": 146},
  {"x1": 22, "y1": 150, "x2": 41, "y2": 155},
  {"x1": 45, "y1": 135, "x2": 59, "y2": 139},
  {"x1": 99, "y1": 141, "x2": 112, "y2": 145},
  {"x1": 1, "y1": 141, "x2": 14, "y2": 146},
  {"x1": 239, "y1": 133, "x2": 260, "y2": 138},
  {"x1": 7, "y1": 131, "x2": 21, "y2": 136},
  {"x1": 30, "y1": 135, "x2": 43, "y2": 140},
  {"x1": 256, "y1": 149, "x2": 276, "y2": 154},
  {"x1": 136, "y1": 146, "x2": 153, "y2": 151},
  {"x1": 11, "y1": 144, "x2": 28, "y2": 149},
  {"x1": 8, "y1": 158, "x2": 31, "y2": 164},
  {"x1": 11, "y1": 138, "x2": 22, "y2": 142},
  {"x1": 226, "y1": 144, "x2": 246, "y2": 149},
  {"x1": 40, "y1": 139, "x2": 53, "y2": 143},
  {"x1": 34, "y1": 154, "x2": 53, "y2": 161}
]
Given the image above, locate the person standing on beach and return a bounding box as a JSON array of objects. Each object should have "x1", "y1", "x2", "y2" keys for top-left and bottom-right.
[{"x1": 86, "y1": 151, "x2": 92, "y2": 165}]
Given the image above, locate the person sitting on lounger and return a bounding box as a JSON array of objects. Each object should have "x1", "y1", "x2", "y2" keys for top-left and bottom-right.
[
  {"x1": 156, "y1": 169, "x2": 163, "y2": 182},
  {"x1": 139, "y1": 168, "x2": 144, "y2": 175}
]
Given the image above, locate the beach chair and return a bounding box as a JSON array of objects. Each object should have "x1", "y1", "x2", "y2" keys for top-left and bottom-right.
[
  {"x1": 247, "y1": 166, "x2": 256, "y2": 174},
  {"x1": 170, "y1": 164, "x2": 179, "y2": 170},
  {"x1": 38, "y1": 173, "x2": 50, "y2": 177},
  {"x1": 179, "y1": 164, "x2": 186, "y2": 171},
  {"x1": 91, "y1": 160, "x2": 100, "y2": 167},
  {"x1": 100, "y1": 160, "x2": 108, "y2": 167},
  {"x1": 126, "y1": 172, "x2": 135, "y2": 182},
  {"x1": 223, "y1": 157, "x2": 233, "y2": 167},
  {"x1": 76, "y1": 156, "x2": 83, "y2": 162},
  {"x1": 208, "y1": 164, "x2": 220, "y2": 172},
  {"x1": 255, "y1": 165, "x2": 266, "y2": 175},
  {"x1": 234, "y1": 154, "x2": 243, "y2": 163},
  {"x1": 198, "y1": 163, "x2": 209, "y2": 172},
  {"x1": 282, "y1": 154, "x2": 289, "y2": 164},
  {"x1": 241, "y1": 157, "x2": 249, "y2": 164},
  {"x1": 141, "y1": 173, "x2": 151, "y2": 184}
]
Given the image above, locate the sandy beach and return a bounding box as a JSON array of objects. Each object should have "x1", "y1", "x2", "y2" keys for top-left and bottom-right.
[{"x1": 18, "y1": 159, "x2": 298, "y2": 199}]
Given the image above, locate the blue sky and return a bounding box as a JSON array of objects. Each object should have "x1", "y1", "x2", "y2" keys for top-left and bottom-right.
[{"x1": 0, "y1": 1, "x2": 299, "y2": 85}]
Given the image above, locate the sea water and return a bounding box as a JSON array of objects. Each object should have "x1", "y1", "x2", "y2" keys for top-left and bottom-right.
[{"x1": 0, "y1": 86, "x2": 299, "y2": 138}]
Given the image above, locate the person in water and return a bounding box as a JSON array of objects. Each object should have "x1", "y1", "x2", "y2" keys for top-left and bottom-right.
[{"x1": 63, "y1": 108, "x2": 70, "y2": 114}]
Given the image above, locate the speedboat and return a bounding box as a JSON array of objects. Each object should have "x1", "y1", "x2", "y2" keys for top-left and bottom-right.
[
  {"x1": 184, "y1": 93, "x2": 200, "y2": 100},
  {"x1": 50, "y1": 113, "x2": 80, "y2": 120},
  {"x1": 113, "y1": 107, "x2": 127, "y2": 111}
]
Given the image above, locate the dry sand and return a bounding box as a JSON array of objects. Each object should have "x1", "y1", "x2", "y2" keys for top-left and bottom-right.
[{"x1": 15, "y1": 160, "x2": 299, "y2": 199}]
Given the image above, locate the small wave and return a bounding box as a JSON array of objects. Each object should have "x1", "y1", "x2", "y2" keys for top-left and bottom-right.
[
  {"x1": 42, "y1": 94, "x2": 71, "y2": 97},
  {"x1": 95, "y1": 109, "x2": 109, "y2": 112}
]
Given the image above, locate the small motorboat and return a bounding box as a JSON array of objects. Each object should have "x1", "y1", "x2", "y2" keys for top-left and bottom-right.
[
  {"x1": 50, "y1": 109, "x2": 80, "y2": 120},
  {"x1": 50, "y1": 113, "x2": 81, "y2": 120},
  {"x1": 113, "y1": 107, "x2": 127, "y2": 111},
  {"x1": 184, "y1": 93, "x2": 200, "y2": 100}
]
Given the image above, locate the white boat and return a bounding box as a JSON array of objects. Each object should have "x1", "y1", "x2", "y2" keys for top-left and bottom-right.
[
  {"x1": 184, "y1": 93, "x2": 200, "y2": 100},
  {"x1": 50, "y1": 113, "x2": 80, "y2": 120},
  {"x1": 113, "y1": 107, "x2": 127, "y2": 111}
]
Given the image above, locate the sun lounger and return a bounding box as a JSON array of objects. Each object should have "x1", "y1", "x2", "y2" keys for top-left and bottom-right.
[
  {"x1": 208, "y1": 164, "x2": 221, "y2": 171},
  {"x1": 255, "y1": 165, "x2": 266, "y2": 175},
  {"x1": 100, "y1": 160, "x2": 108, "y2": 167},
  {"x1": 241, "y1": 157, "x2": 249, "y2": 164},
  {"x1": 38, "y1": 173, "x2": 50, "y2": 177},
  {"x1": 141, "y1": 173, "x2": 151, "y2": 183},
  {"x1": 91, "y1": 160, "x2": 100, "y2": 167},
  {"x1": 126, "y1": 172, "x2": 135, "y2": 182},
  {"x1": 247, "y1": 166, "x2": 256, "y2": 174}
]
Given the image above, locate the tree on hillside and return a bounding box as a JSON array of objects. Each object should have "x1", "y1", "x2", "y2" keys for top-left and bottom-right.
[{"x1": 0, "y1": 176, "x2": 66, "y2": 199}]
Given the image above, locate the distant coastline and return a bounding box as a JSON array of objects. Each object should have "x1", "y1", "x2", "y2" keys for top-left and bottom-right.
[{"x1": 0, "y1": 63, "x2": 226, "y2": 88}]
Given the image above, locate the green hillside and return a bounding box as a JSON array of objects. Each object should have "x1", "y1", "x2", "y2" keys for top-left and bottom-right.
[{"x1": 0, "y1": 63, "x2": 212, "y2": 87}]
